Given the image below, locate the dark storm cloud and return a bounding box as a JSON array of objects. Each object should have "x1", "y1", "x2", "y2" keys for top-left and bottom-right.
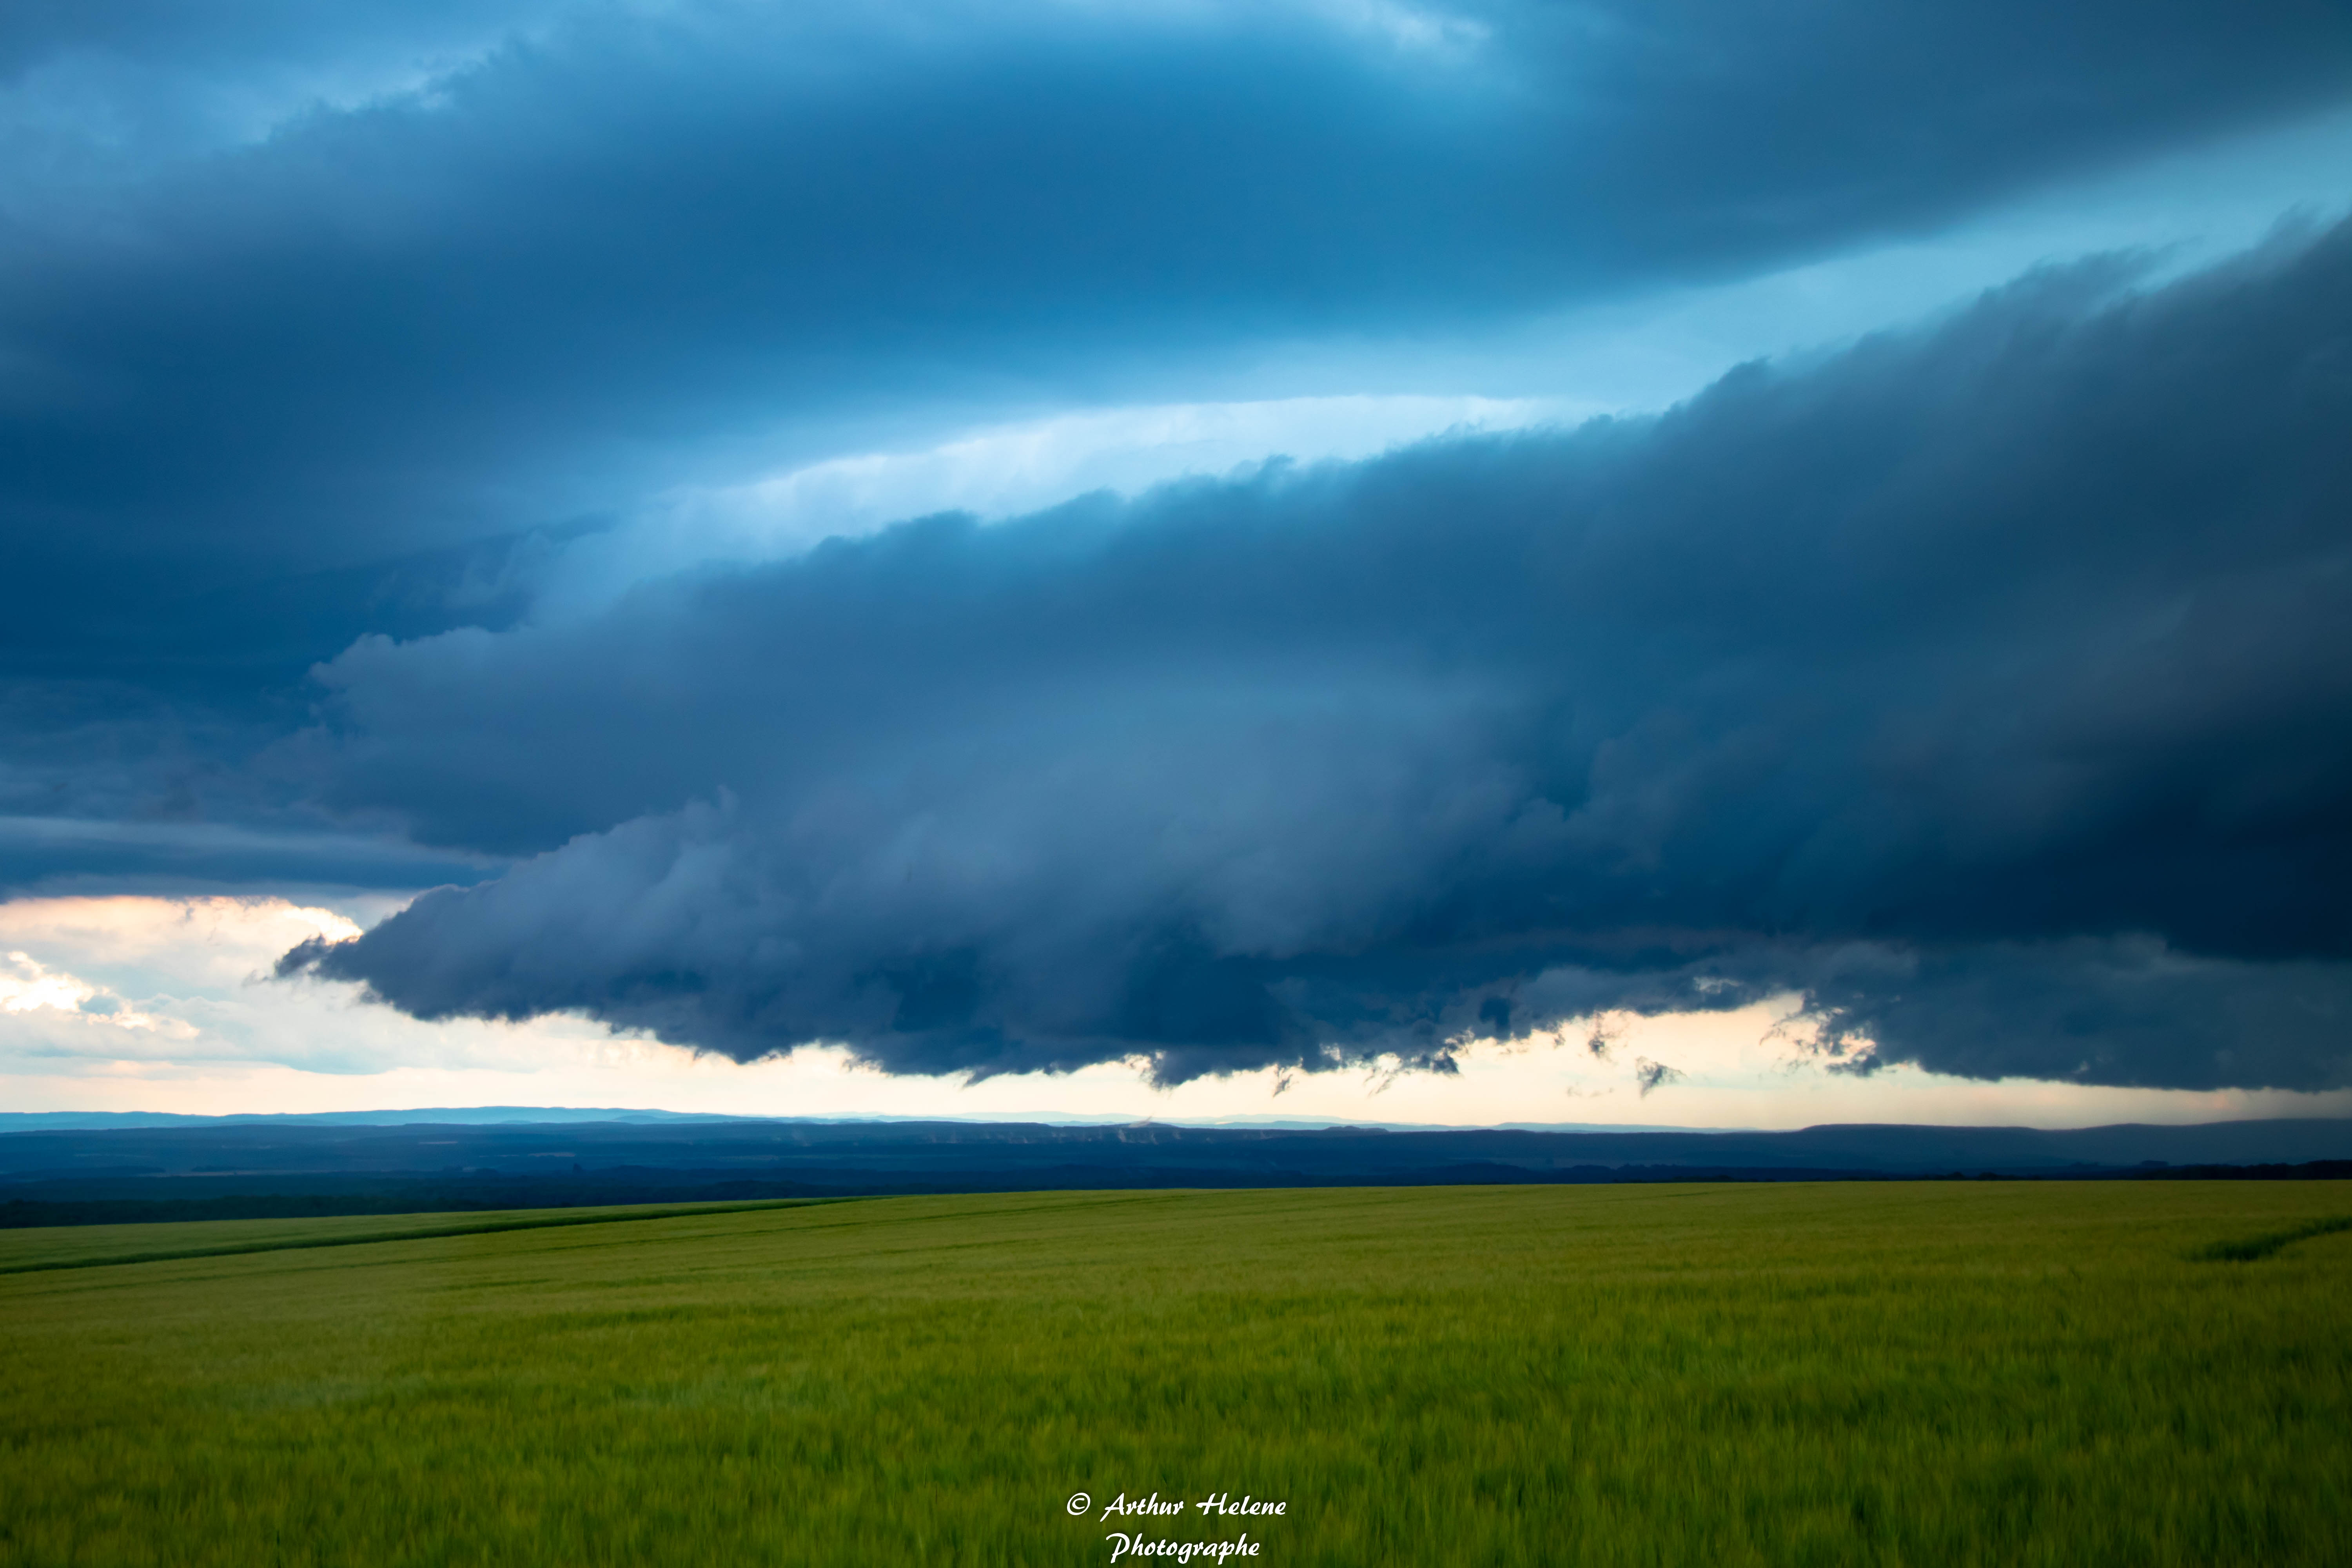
[
  {"x1": 1791, "y1": 940, "x2": 2352, "y2": 1090},
  {"x1": 8, "y1": 0, "x2": 2348, "y2": 874},
  {"x1": 5, "y1": 1, "x2": 2349, "y2": 654},
  {"x1": 0, "y1": 526, "x2": 559, "y2": 866},
  {"x1": 281, "y1": 221, "x2": 2352, "y2": 1091}
]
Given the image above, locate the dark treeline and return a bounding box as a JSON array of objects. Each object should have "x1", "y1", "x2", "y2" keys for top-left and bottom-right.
[{"x1": 3, "y1": 1117, "x2": 2348, "y2": 1227}]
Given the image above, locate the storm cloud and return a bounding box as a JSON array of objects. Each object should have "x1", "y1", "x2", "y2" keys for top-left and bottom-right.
[
  {"x1": 4, "y1": 2, "x2": 2349, "y2": 1098},
  {"x1": 281, "y1": 220, "x2": 2352, "y2": 1091},
  {"x1": 6, "y1": 1, "x2": 2350, "y2": 700}
]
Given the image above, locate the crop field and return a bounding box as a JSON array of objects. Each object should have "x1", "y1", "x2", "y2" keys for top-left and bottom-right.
[{"x1": 1, "y1": 1182, "x2": 2347, "y2": 1567}]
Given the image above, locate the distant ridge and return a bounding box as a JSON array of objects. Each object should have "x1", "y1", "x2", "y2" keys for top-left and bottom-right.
[{"x1": 4, "y1": 1114, "x2": 2349, "y2": 1229}]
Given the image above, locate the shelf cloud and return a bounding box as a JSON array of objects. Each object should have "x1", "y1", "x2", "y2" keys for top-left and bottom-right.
[{"x1": 280, "y1": 221, "x2": 2352, "y2": 1091}]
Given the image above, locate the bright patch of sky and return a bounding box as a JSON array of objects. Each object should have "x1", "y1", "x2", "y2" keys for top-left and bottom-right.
[
  {"x1": 533, "y1": 394, "x2": 1565, "y2": 615},
  {"x1": 1440, "y1": 103, "x2": 2352, "y2": 409},
  {"x1": 5, "y1": 895, "x2": 2347, "y2": 1128}
]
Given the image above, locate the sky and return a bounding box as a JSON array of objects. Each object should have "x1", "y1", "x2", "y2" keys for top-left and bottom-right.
[{"x1": 4, "y1": 1, "x2": 2352, "y2": 1129}]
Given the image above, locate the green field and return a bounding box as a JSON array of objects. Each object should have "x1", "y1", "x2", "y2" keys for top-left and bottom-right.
[{"x1": 2, "y1": 1183, "x2": 2347, "y2": 1567}]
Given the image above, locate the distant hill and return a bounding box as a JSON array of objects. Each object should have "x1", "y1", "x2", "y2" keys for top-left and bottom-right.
[{"x1": 2, "y1": 1114, "x2": 2348, "y2": 1226}]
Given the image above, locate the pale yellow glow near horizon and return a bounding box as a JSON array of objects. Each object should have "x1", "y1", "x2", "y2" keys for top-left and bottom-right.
[{"x1": 0, "y1": 894, "x2": 2346, "y2": 1130}]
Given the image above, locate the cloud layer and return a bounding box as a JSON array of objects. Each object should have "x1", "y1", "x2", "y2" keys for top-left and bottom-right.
[
  {"x1": 7, "y1": 2, "x2": 2349, "y2": 700},
  {"x1": 283, "y1": 221, "x2": 2352, "y2": 1091}
]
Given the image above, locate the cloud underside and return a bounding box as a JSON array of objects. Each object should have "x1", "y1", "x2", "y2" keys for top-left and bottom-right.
[{"x1": 280, "y1": 221, "x2": 2352, "y2": 1093}]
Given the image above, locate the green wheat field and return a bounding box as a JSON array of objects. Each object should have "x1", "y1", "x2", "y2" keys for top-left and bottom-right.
[{"x1": 2, "y1": 1182, "x2": 2347, "y2": 1566}]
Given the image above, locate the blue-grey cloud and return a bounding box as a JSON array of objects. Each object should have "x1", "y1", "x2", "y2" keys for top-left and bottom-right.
[
  {"x1": 280, "y1": 220, "x2": 2352, "y2": 1091},
  {"x1": 5, "y1": 2, "x2": 2348, "y2": 704}
]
